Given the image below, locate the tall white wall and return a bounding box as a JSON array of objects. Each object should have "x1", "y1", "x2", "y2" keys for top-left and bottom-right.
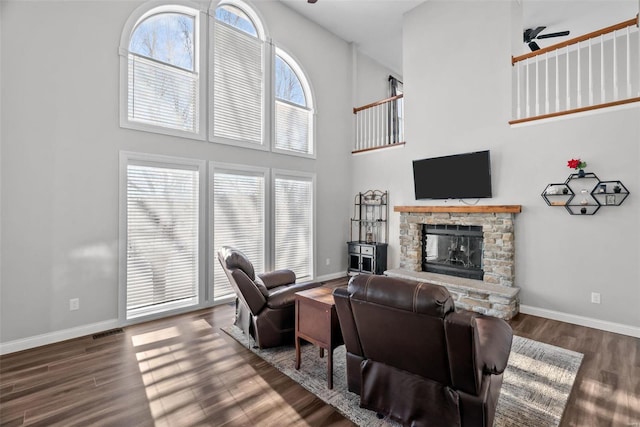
[
  {"x1": 0, "y1": 0, "x2": 353, "y2": 345},
  {"x1": 354, "y1": 50, "x2": 401, "y2": 107},
  {"x1": 351, "y1": 0, "x2": 640, "y2": 332}
]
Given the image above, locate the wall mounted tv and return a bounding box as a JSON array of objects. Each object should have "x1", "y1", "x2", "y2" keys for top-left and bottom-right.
[{"x1": 413, "y1": 150, "x2": 492, "y2": 200}]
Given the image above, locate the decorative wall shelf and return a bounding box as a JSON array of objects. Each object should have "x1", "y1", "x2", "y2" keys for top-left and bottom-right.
[{"x1": 542, "y1": 172, "x2": 629, "y2": 215}]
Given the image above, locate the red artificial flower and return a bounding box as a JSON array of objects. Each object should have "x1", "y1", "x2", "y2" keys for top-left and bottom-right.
[
  {"x1": 567, "y1": 159, "x2": 580, "y2": 169},
  {"x1": 567, "y1": 158, "x2": 587, "y2": 170}
]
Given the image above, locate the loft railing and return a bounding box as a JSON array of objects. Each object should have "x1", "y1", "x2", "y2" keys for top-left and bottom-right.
[
  {"x1": 511, "y1": 15, "x2": 640, "y2": 124},
  {"x1": 353, "y1": 94, "x2": 404, "y2": 153}
]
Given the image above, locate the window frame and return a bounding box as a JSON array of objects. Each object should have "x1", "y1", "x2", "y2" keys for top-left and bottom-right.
[
  {"x1": 272, "y1": 47, "x2": 316, "y2": 158},
  {"x1": 119, "y1": 2, "x2": 207, "y2": 141},
  {"x1": 118, "y1": 1, "x2": 318, "y2": 159},
  {"x1": 208, "y1": 161, "x2": 270, "y2": 303},
  {"x1": 118, "y1": 151, "x2": 207, "y2": 324}
]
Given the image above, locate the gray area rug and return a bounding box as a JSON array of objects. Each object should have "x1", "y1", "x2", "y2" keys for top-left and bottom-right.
[{"x1": 222, "y1": 325, "x2": 583, "y2": 427}]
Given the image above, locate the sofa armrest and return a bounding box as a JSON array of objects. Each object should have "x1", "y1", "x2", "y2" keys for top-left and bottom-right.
[
  {"x1": 475, "y1": 316, "x2": 513, "y2": 375},
  {"x1": 333, "y1": 287, "x2": 364, "y2": 357},
  {"x1": 258, "y1": 269, "x2": 296, "y2": 289}
]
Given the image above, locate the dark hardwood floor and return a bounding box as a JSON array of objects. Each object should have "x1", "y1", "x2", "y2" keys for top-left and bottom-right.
[{"x1": 1, "y1": 278, "x2": 639, "y2": 426}]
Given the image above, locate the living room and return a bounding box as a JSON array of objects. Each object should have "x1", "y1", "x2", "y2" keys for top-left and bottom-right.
[{"x1": 1, "y1": 0, "x2": 639, "y2": 425}]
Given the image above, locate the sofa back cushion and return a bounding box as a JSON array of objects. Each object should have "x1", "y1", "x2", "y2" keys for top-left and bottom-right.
[{"x1": 348, "y1": 275, "x2": 456, "y2": 386}]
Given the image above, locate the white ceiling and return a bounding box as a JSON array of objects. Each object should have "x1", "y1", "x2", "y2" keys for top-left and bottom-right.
[
  {"x1": 278, "y1": 0, "x2": 638, "y2": 75},
  {"x1": 279, "y1": 0, "x2": 425, "y2": 75}
]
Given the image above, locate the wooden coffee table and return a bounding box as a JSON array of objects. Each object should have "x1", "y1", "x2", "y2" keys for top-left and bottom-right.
[{"x1": 294, "y1": 286, "x2": 344, "y2": 389}]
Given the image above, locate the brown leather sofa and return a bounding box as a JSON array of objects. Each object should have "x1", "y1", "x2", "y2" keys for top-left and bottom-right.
[
  {"x1": 334, "y1": 274, "x2": 513, "y2": 427},
  {"x1": 217, "y1": 246, "x2": 322, "y2": 349}
]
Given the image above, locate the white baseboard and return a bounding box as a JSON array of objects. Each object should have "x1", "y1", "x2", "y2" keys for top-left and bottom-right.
[
  {"x1": 315, "y1": 271, "x2": 348, "y2": 282},
  {"x1": 520, "y1": 305, "x2": 640, "y2": 338},
  {"x1": 0, "y1": 274, "x2": 348, "y2": 355},
  {"x1": 0, "y1": 319, "x2": 120, "y2": 355}
]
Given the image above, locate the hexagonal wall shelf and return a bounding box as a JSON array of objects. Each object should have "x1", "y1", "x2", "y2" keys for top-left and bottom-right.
[{"x1": 542, "y1": 172, "x2": 629, "y2": 215}]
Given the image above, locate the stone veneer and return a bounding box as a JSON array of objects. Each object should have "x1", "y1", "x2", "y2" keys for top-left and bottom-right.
[{"x1": 392, "y1": 207, "x2": 521, "y2": 319}]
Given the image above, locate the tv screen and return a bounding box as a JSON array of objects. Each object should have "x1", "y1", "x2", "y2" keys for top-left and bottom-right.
[{"x1": 413, "y1": 150, "x2": 492, "y2": 200}]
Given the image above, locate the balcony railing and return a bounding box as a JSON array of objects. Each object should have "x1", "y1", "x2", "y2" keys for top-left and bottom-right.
[
  {"x1": 353, "y1": 94, "x2": 404, "y2": 153},
  {"x1": 511, "y1": 15, "x2": 640, "y2": 124}
]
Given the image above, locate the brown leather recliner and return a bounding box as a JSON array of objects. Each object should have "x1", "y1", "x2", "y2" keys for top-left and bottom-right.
[
  {"x1": 217, "y1": 246, "x2": 322, "y2": 349},
  {"x1": 334, "y1": 274, "x2": 513, "y2": 427}
]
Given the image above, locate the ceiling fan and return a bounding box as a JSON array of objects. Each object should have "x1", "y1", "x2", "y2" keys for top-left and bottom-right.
[{"x1": 523, "y1": 27, "x2": 570, "y2": 51}]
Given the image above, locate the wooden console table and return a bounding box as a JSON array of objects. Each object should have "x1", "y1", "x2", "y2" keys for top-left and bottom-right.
[{"x1": 294, "y1": 286, "x2": 344, "y2": 389}]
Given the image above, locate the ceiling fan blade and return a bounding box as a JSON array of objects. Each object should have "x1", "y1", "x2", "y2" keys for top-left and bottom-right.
[
  {"x1": 537, "y1": 30, "x2": 570, "y2": 39},
  {"x1": 523, "y1": 26, "x2": 546, "y2": 42},
  {"x1": 528, "y1": 41, "x2": 540, "y2": 52}
]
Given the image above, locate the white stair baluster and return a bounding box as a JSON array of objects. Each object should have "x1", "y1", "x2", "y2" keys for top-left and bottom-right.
[
  {"x1": 613, "y1": 29, "x2": 619, "y2": 100},
  {"x1": 545, "y1": 51, "x2": 549, "y2": 114},
  {"x1": 535, "y1": 58, "x2": 540, "y2": 116},
  {"x1": 588, "y1": 38, "x2": 593, "y2": 105},
  {"x1": 516, "y1": 61, "x2": 522, "y2": 119},
  {"x1": 555, "y1": 48, "x2": 560, "y2": 111},
  {"x1": 566, "y1": 45, "x2": 571, "y2": 110},
  {"x1": 577, "y1": 42, "x2": 582, "y2": 107},
  {"x1": 626, "y1": 26, "x2": 631, "y2": 99},
  {"x1": 526, "y1": 58, "x2": 531, "y2": 117},
  {"x1": 601, "y1": 35, "x2": 605, "y2": 104}
]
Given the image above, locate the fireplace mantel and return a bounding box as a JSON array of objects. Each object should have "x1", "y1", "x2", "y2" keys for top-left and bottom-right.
[{"x1": 394, "y1": 205, "x2": 522, "y2": 214}]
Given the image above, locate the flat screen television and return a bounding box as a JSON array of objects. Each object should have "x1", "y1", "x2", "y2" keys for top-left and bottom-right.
[{"x1": 413, "y1": 150, "x2": 492, "y2": 200}]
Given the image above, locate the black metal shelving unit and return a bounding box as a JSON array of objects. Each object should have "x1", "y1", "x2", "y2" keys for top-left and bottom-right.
[
  {"x1": 542, "y1": 172, "x2": 629, "y2": 215},
  {"x1": 348, "y1": 190, "x2": 388, "y2": 275}
]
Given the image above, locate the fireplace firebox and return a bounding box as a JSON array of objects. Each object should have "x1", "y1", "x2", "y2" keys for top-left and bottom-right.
[{"x1": 422, "y1": 224, "x2": 484, "y2": 280}]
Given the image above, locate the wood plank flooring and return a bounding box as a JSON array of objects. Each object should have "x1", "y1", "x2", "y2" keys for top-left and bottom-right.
[{"x1": 1, "y1": 278, "x2": 639, "y2": 426}]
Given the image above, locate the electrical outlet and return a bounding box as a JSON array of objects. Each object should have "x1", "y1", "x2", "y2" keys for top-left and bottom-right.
[
  {"x1": 325, "y1": 258, "x2": 330, "y2": 266},
  {"x1": 69, "y1": 298, "x2": 80, "y2": 311},
  {"x1": 591, "y1": 292, "x2": 601, "y2": 304}
]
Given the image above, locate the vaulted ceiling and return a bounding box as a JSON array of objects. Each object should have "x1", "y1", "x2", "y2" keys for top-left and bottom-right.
[{"x1": 279, "y1": 0, "x2": 638, "y2": 76}]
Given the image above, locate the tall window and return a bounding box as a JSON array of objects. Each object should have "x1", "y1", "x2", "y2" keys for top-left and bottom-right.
[
  {"x1": 212, "y1": 167, "x2": 266, "y2": 301},
  {"x1": 211, "y1": 2, "x2": 265, "y2": 146},
  {"x1": 274, "y1": 173, "x2": 314, "y2": 280},
  {"x1": 274, "y1": 50, "x2": 314, "y2": 155},
  {"x1": 127, "y1": 8, "x2": 199, "y2": 133},
  {"x1": 123, "y1": 155, "x2": 203, "y2": 319}
]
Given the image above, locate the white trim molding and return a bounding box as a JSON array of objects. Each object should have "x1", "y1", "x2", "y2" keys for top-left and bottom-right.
[
  {"x1": 0, "y1": 319, "x2": 119, "y2": 356},
  {"x1": 315, "y1": 272, "x2": 347, "y2": 283},
  {"x1": 520, "y1": 304, "x2": 640, "y2": 338}
]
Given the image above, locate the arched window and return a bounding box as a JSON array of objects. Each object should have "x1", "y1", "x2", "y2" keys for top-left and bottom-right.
[
  {"x1": 124, "y1": 6, "x2": 201, "y2": 135},
  {"x1": 211, "y1": 0, "x2": 266, "y2": 147},
  {"x1": 274, "y1": 49, "x2": 314, "y2": 155}
]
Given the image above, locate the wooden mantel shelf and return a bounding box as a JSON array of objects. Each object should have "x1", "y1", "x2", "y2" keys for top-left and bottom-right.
[{"x1": 394, "y1": 205, "x2": 522, "y2": 214}]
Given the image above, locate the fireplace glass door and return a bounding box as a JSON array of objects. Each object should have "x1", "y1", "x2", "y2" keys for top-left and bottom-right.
[{"x1": 423, "y1": 225, "x2": 484, "y2": 280}]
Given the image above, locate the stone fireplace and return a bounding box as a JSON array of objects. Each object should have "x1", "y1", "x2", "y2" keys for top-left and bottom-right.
[{"x1": 386, "y1": 205, "x2": 521, "y2": 319}]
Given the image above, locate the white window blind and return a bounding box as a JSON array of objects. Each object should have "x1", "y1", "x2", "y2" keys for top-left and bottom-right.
[
  {"x1": 275, "y1": 100, "x2": 312, "y2": 154},
  {"x1": 127, "y1": 11, "x2": 198, "y2": 133},
  {"x1": 126, "y1": 163, "x2": 199, "y2": 318},
  {"x1": 274, "y1": 175, "x2": 313, "y2": 279},
  {"x1": 128, "y1": 55, "x2": 199, "y2": 132},
  {"x1": 211, "y1": 21, "x2": 264, "y2": 144},
  {"x1": 213, "y1": 170, "x2": 265, "y2": 300}
]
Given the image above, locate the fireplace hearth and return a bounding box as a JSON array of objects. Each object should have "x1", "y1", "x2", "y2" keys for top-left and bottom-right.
[{"x1": 423, "y1": 224, "x2": 483, "y2": 280}]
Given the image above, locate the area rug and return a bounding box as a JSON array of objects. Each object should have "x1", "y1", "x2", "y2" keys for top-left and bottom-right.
[{"x1": 222, "y1": 325, "x2": 583, "y2": 427}]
